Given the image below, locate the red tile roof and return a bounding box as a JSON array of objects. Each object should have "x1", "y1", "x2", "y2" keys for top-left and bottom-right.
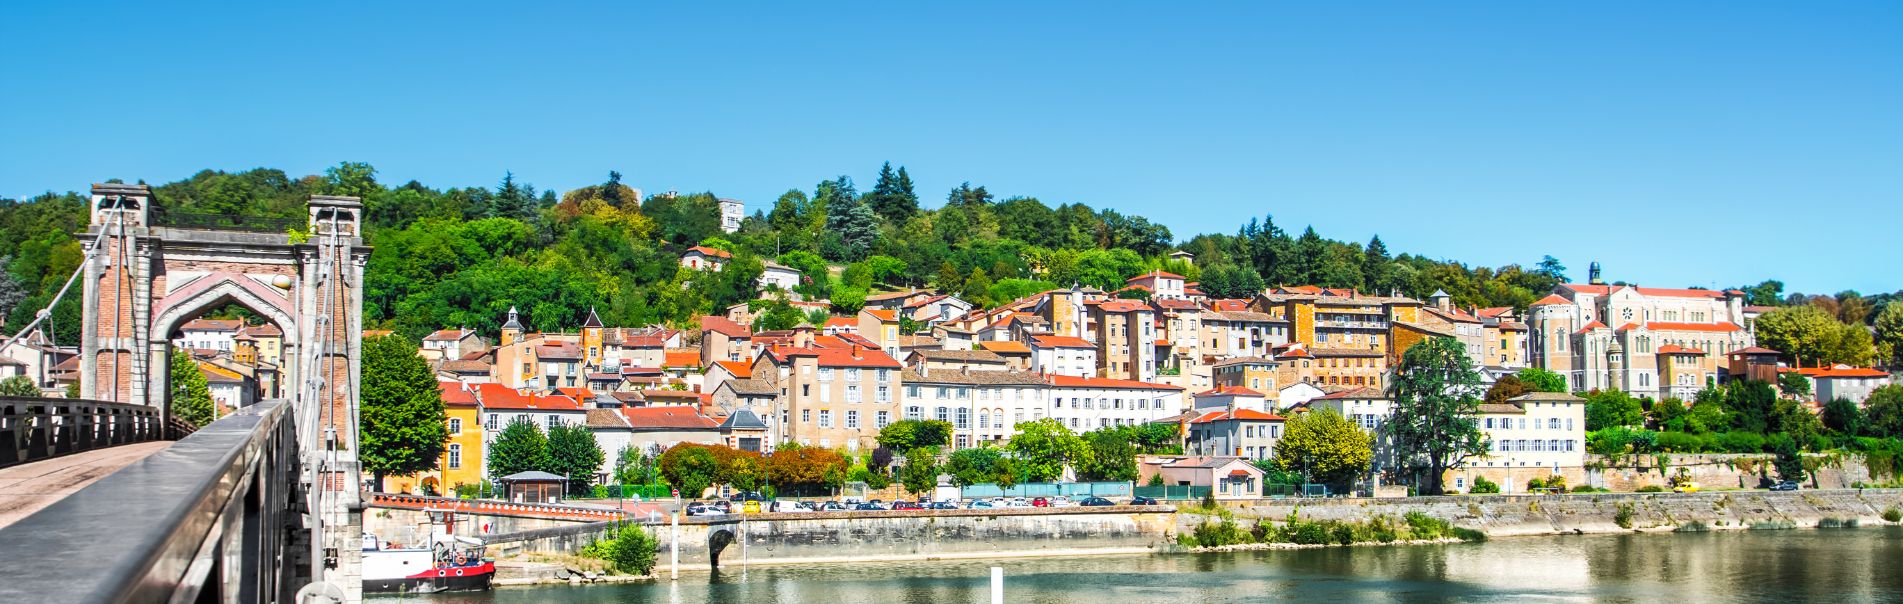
[
  {"x1": 1561, "y1": 284, "x2": 1728, "y2": 299},
  {"x1": 1530, "y1": 294, "x2": 1570, "y2": 307},
  {"x1": 1614, "y1": 322, "x2": 1641, "y2": 332},
  {"x1": 475, "y1": 383, "x2": 583, "y2": 411},
  {"x1": 978, "y1": 340, "x2": 1031, "y2": 354},
  {"x1": 1656, "y1": 345, "x2": 1706, "y2": 355},
  {"x1": 1644, "y1": 322, "x2": 1743, "y2": 333},
  {"x1": 1793, "y1": 366, "x2": 1890, "y2": 378},
  {"x1": 712, "y1": 360, "x2": 753, "y2": 378},
  {"x1": 1476, "y1": 307, "x2": 1513, "y2": 319},
  {"x1": 664, "y1": 351, "x2": 701, "y2": 368},
  {"x1": 181, "y1": 318, "x2": 244, "y2": 331},
  {"x1": 438, "y1": 381, "x2": 479, "y2": 406},
  {"x1": 701, "y1": 316, "x2": 750, "y2": 337},
  {"x1": 620, "y1": 406, "x2": 719, "y2": 430},
  {"x1": 1031, "y1": 335, "x2": 1094, "y2": 349},
  {"x1": 1573, "y1": 321, "x2": 1608, "y2": 334},
  {"x1": 1047, "y1": 375, "x2": 1183, "y2": 391},
  {"x1": 763, "y1": 345, "x2": 903, "y2": 368},
  {"x1": 1189, "y1": 409, "x2": 1285, "y2": 424},
  {"x1": 1315, "y1": 387, "x2": 1379, "y2": 400},
  {"x1": 863, "y1": 308, "x2": 898, "y2": 321},
  {"x1": 1207, "y1": 299, "x2": 1250, "y2": 311},
  {"x1": 1095, "y1": 299, "x2": 1152, "y2": 313},
  {"x1": 684, "y1": 245, "x2": 732, "y2": 259},
  {"x1": 424, "y1": 329, "x2": 473, "y2": 342},
  {"x1": 824, "y1": 317, "x2": 857, "y2": 328},
  {"x1": 1127, "y1": 271, "x2": 1185, "y2": 282}
]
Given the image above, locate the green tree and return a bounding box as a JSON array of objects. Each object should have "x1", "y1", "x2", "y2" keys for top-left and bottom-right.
[
  {"x1": 547, "y1": 423, "x2": 606, "y2": 495},
  {"x1": 824, "y1": 199, "x2": 880, "y2": 262},
  {"x1": 168, "y1": 348, "x2": 215, "y2": 428},
  {"x1": 1723, "y1": 380, "x2": 1780, "y2": 434},
  {"x1": 864, "y1": 162, "x2": 919, "y2": 223},
  {"x1": 1515, "y1": 368, "x2": 1568, "y2": 393},
  {"x1": 1875, "y1": 302, "x2": 1903, "y2": 367},
  {"x1": 1005, "y1": 418, "x2": 1090, "y2": 482},
  {"x1": 899, "y1": 447, "x2": 940, "y2": 495},
  {"x1": 1386, "y1": 336, "x2": 1487, "y2": 495},
  {"x1": 612, "y1": 445, "x2": 657, "y2": 485},
  {"x1": 944, "y1": 446, "x2": 1016, "y2": 487},
  {"x1": 0, "y1": 375, "x2": 38, "y2": 397},
  {"x1": 658, "y1": 444, "x2": 721, "y2": 499},
  {"x1": 1274, "y1": 409, "x2": 1373, "y2": 491},
  {"x1": 1865, "y1": 385, "x2": 1903, "y2": 438},
  {"x1": 321, "y1": 161, "x2": 380, "y2": 199},
  {"x1": 359, "y1": 335, "x2": 449, "y2": 484},
  {"x1": 1756, "y1": 305, "x2": 1870, "y2": 367},
  {"x1": 1076, "y1": 428, "x2": 1139, "y2": 482},
  {"x1": 1777, "y1": 372, "x2": 1812, "y2": 399},
  {"x1": 876, "y1": 419, "x2": 952, "y2": 451},
  {"x1": 487, "y1": 416, "x2": 549, "y2": 482},
  {"x1": 1483, "y1": 375, "x2": 1531, "y2": 405},
  {"x1": 1583, "y1": 390, "x2": 1645, "y2": 431}
]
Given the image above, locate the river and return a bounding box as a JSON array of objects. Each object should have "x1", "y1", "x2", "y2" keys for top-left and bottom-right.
[{"x1": 377, "y1": 527, "x2": 1903, "y2": 603}]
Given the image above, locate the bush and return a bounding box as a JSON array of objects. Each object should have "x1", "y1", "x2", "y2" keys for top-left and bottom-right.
[
  {"x1": 1469, "y1": 476, "x2": 1501, "y2": 494},
  {"x1": 609, "y1": 525, "x2": 658, "y2": 575},
  {"x1": 1190, "y1": 519, "x2": 1253, "y2": 547},
  {"x1": 1570, "y1": 486, "x2": 1606, "y2": 493},
  {"x1": 1654, "y1": 431, "x2": 1706, "y2": 453},
  {"x1": 1636, "y1": 485, "x2": 1665, "y2": 493},
  {"x1": 1449, "y1": 527, "x2": 1488, "y2": 542},
  {"x1": 1614, "y1": 503, "x2": 1635, "y2": 529},
  {"x1": 1884, "y1": 507, "x2": 1902, "y2": 524},
  {"x1": 1404, "y1": 511, "x2": 1450, "y2": 540},
  {"x1": 1714, "y1": 431, "x2": 1766, "y2": 454}
]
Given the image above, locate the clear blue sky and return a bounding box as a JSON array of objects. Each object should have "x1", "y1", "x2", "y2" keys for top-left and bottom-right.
[{"x1": 3, "y1": 2, "x2": 1899, "y2": 295}]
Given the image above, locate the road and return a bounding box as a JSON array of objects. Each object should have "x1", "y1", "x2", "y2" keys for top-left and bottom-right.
[{"x1": 0, "y1": 441, "x2": 173, "y2": 529}]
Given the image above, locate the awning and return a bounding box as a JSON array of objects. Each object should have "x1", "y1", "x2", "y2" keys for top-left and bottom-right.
[{"x1": 1227, "y1": 470, "x2": 1252, "y2": 477}]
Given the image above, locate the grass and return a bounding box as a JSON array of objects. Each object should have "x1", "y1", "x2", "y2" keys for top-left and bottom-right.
[
  {"x1": 1749, "y1": 519, "x2": 1796, "y2": 531},
  {"x1": 1180, "y1": 511, "x2": 1486, "y2": 548}
]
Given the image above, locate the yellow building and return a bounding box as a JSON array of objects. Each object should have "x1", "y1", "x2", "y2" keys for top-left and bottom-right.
[{"x1": 385, "y1": 382, "x2": 486, "y2": 496}]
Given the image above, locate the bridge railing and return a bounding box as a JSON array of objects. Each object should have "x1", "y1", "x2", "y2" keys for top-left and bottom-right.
[
  {"x1": 0, "y1": 399, "x2": 306, "y2": 603},
  {"x1": 0, "y1": 396, "x2": 168, "y2": 468}
]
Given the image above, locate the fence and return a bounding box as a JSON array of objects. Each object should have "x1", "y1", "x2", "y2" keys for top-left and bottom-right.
[
  {"x1": 0, "y1": 396, "x2": 168, "y2": 468},
  {"x1": 960, "y1": 481, "x2": 1132, "y2": 499},
  {"x1": 153, "y1": 212, "x2": 304, "y2": 233},
  {"x1": 1132, "y1": 485, "x2": 1213, "y2": 501}
]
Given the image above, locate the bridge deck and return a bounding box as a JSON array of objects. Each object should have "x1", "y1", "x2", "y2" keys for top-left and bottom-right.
[{"x1": 0, "y1": 441, "x2": 172, "y2": 529}]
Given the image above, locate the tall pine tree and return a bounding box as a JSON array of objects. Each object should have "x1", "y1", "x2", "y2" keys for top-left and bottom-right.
[
  {"x1": 1363, "y1": 235, "x2": 1391, "y2": 294},
  {"x1": 865, "y1": 162, "x2": 919, "y2": 224}
]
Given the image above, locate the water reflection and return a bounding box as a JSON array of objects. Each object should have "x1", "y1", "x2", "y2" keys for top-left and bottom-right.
[{"x1": 372, "y1": 527, "x2": 1903, "y2": 604}]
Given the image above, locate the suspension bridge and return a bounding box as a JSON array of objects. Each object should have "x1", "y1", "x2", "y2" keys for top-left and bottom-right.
[{"x1": 0, "y1": 184, "x2": 370, "y2": 603}]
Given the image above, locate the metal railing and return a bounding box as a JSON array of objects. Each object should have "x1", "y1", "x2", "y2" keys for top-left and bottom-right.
[
  {"x1": 0, "y1": 397, "x2": 167, "y2": 468},
  {"x1": 154, "y1": 212, "x2": 304, "y2": 233},
  {"x1": 0, "y1": 399, "x2": 307, "y2": 603}
]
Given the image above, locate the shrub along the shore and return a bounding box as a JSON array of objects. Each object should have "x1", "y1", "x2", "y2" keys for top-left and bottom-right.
[{"x1": 1181, "y1": 510, "x2": 1485, "y2": 548}]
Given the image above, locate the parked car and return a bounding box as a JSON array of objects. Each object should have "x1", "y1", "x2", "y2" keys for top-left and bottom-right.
[
  {"x1": 817, "y1": 501, "x2": 852, "y2": 512},
  {"x1": 1078, "y1": 496, "x2": 1114, "y2": 507},
  {"x1": 1047, "y1": 496, "x2": 1076, "y2": 508},
  {"x1": 1031, "y1": 497, "x2": 1050, "y2": 508},
  {"x1": 1769, "y1": 480, "x2": 1801, "y2": 491},
  {"x1": 1005, "y1": 497, "x2": 1033, "y2": 508},
  {"x1": 770, "y1": 500, "x2": 813, "y2": 513},
  {"x1": 741, "y1": 500, "x2": 763, "y2": 514},
  {"x1": 892, "y1": 501, "x2": 924, "y2": 511},
  {"x1": 712, "y1": 500, "x2": 734, "y2": 514},
  {"x1": 730, "y1": 491, "x2": 768, "y2": 502},
  {"x1": 1130, "y1": 495, "x2": 1159, "y2": 506},
  {"x1": 968, "y1": 499, "x2": 997, "y2": 509},
  {"x1": 854, "y1": 501, "x2": 891, "y2": 511},
  {"x1": 927, "y1": 501, "x2": 959, "y2": 510},
  {"x1": 685, "y1": 502, "x2": 725, "y2": 516}
]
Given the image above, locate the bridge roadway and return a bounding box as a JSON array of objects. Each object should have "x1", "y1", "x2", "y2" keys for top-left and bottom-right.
[{"x1": 0, "y1": 440, "x2": 172, "y2": 529}]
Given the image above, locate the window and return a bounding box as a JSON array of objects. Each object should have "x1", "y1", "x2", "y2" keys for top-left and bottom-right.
[
  {"x1": 546, "y1": 414, "x2": 561, "y2": 429},
  {"x1": 937, "y1": 387, "x2": 949, "y2": 399},
  {"x1": 846, "y1": 368, "x2": 860, "y2": 382},
  {"x1": 957, "y1": 387, "x2": 970, "y2": 399},
  {"x1": 955, "y1": 408, "x2": 970, "y2": 429},
  {"x1": 907, "y1": 386, "x2": 921, "y2": 398},
  {"x1": 877, "y1": 386, "x2": 890, "y2": 403},
  {"x1": 846, "y1": 385, "x2": 862, "y2": 403},
  {"x1": 448, "y1": 444, "x2": 462, "y2": 469},
  {"x1": 818, "y1": 367, "x2": 834, "y2": 382},
  {"x1": 936, "y1": 407, "x2": 950, "y2": 422},
  {"x1": 845, "y1": 410, "x2": 859, "y2": 429},
  {"x1": 906, "y1": 406, "x2": 923, "y2": 420},
  {"x1": 876, "y1": 411, "x2": 891, "y2": 428},
  {"x1": 819, "y1": 410, "x2": 833, "y2": 428},
  {"x1": 802, "y1": 409, "x2": 811, "y2": 423},
  {"x1": 878, "y1": 369, "x2": 890, "y2": 383},
  {"x1": 449, "y1": 418, "x2": 462, "y2": 434},
  {"x1": 1549, "y1": 418, "x2": 1560, "y2": 430},
  {"x1": 979, "y1": 413, "x2": 989, "y2": 429}
]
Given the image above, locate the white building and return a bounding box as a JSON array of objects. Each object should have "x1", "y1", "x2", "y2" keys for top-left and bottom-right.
[
  {"x1": 1124, "y1": 270, "x2": 1187, "y2": 300},
  {"x1": 1452, "y1": 392, "x2": 1586, "y2": 493},
  {"x1": 718, "y1": 198, "x2": 744, "y2": 233},
  {"x1": 901, "y1": 368, "x2": 1049, "y2": 449},
  {"x1": 174, "y1": 318, "x2": 243, "y2": 353},
  {"x1": 1045, "y1": 375, "x2": 1185, "y2": 433},
  {"x1": 757, "y1": 261, "x2": 801, "y2": 292},
  {"x1": 1790, "y1": 365, "x2": 1894, "y2": 405},
  {"x1": 1028, "y1": 335, "x2": 1096, "y2": 377}
]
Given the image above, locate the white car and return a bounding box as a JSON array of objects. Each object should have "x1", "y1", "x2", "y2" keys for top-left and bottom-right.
[
  {"x1": 1004, "y1": 497, "x2": 1033, "y2": 508},
  {"x1": 685, "y1": 503, "x2": 726, "y2": 516},
  {"x1": 1047, "y1": 496, "x2": 1077, "y2": 508},
  {"x1": 770, "y1": 501, "x2": 812, "y2": 513}
]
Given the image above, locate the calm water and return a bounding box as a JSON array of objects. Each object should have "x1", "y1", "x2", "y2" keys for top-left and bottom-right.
[{"x1": 377, "y1": 528, "x2": 1903, "y2": 603}]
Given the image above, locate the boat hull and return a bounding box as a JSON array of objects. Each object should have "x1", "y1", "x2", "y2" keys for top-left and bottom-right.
[{"x1": 364, "y1": 562, "x2": 495, "y2": 594}]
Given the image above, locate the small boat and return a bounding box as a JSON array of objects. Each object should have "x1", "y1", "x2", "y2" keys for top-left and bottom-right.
[{"x1": 362, "y1": 531, "x2": 494, "y2": 593}]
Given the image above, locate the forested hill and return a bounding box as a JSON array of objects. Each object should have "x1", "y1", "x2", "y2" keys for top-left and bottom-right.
[{"x1": 0, "y1": 163, "x2": 1884, "y2": 348}]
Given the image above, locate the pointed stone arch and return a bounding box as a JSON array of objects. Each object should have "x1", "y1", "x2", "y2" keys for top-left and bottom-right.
[{"x1": 144, "y1": 274, "x2": 304, "y2": 417}]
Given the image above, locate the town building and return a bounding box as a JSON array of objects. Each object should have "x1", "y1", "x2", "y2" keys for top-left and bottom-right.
[
  {"x1": 718, "y1": 198, "x2": 744, "y2": 233},
  {"x1": 752, "y1": 338, "x2": 904, "y2": 452},
  {"x1": 1787, "y1": 365, "x2": 1894, "y2": 405},
  {"x1": 1136, "y1": 456, "x2": 1266, "y2": 500},
  {"x1": 1029, "y1": 334, "x2": 1097, "y2": 377},
  {"x1": 1045, "y1": 375, "x2": 1185, "y2": 433},
  {"x1": 901, "y1": 367, "x2": 1049, "y2": 449},
  {"x1": 174, "y1": 318, "x2": 243, "y2": 353},
  {"x1": 1124, "y1": 270, "x2": 1188, "y2": 300},
  {"x1": 1451, "y1": 392, "x2": 1587, "y2": 494},
  {"x1": 420, "y1": 328, "x2": 485, "y2": 362},
  {"x1": 757, "y1": 261, "x2": 801, "y2": 292},
  {"x1": 679, "y1": 245, "x2": 732, "y2": 271},
  {"x1": 1527, "y1": 279, "x2": 1754, "y2": 397},
  {"x1": 1090, "y1": 299, "x2": 1157, "y2": 383},
  {"x1": 1185, "y1": 409, "x2": 1285, "y2": 461}
]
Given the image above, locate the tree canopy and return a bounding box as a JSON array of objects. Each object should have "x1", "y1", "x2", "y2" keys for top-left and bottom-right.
[
  {"x1": 359, "y1": 334, "x2": 450, "y2": 481},
  {"x1": 1385, "y1": 337, "x2": 1487, "y2": 495}
]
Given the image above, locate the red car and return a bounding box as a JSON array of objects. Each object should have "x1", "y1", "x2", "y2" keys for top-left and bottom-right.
[
  {"x1": 891, "y1": 501, "x2": 924, "y2": 511},
  {"x1": 1031, "y1": 497, "x2": 1050, "y2": 507}
]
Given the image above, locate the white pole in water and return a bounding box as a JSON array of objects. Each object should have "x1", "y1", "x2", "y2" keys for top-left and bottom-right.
[
  {"x1": 991, "y1": 566, "x2": 1004, "y2": 604},
  {"x1": 671, "y1": 513, "x2": 681, "y2": 580}
]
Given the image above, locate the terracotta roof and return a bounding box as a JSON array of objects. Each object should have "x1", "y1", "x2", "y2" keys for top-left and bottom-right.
[
  {"x1": 586, "y1": 408, "x2": 631, "y2": 429},
  {"x1": 621, "y1": 406, "x2": 719, "y2": 430},
  {"x1": 424, "y1": 328, "x2": 473, "y2": 342},
  {"x1": 664, "y1": 351, "x2": 700, "y2": 368},
  {"x1": 1561, "y1": 284, "x2": 1727, "y2": 299},
  {"x1": 1212, "y1": 356, "x2": 1277, "y2": 368},
  {"x1": 1496, "y1": 322, "x2": 1528, "y2": 331},
  {"x1": 1573, "y1": 321, "x2": 1608, "y2": 334},
  {"x1": 1196, "y1": 385, "x2": 1265, "y2": 397},
  {"x1": 474, "y1": 383, "x2": 583, "y2": 411},
  {"x1": 863, "y1": 308, "x2": 898, "y2": 321},
  {"x1": 1614, "y1": 322, "x2": 1641, "y2": 331},
  {"x1": 1207, "y1": 310, "x2": 1282, "y2": 323},
  {"x1": 1530, "y1": 294, "x2": 1570, "y2": 307},
  {"x1": 438, "y1": 359, "x2": 489, "y2": 373},
  {"x1": 1189, "y1": 409, "x2": 1285, "y2": 424},
  {"x1": 534, "y1": 341, "x2": 583, "y2": 360},
  {"x1": 1127, "y1": 271, "x2": 1185, "y2": 281},
  {"x1": 719, "y1": 378, "x2": 779, "y2": 396},
  {"x1": 438, "y1": 382, "x2": 479, "y2": 406},
  {"x1": 1314, "y1": 387, "x2": 1382, "y2": 400},
  {"x1": 977, "y1": 340, "x2": 1031, "y2": 354},
  {"x1": 763, "y1": 345, "x2": 902, "y2": 368},
  {"x1": 1477, "y1": 403, "x2": 1525, "y2": 415},
  {"x1": 684, "y1": 245, "x2": 732, "y2": 259},
  {"x1": 823, "y1": 317, "x2": 856, "y2": 328},
  {"x1": 1476, "y1": 307, "x2": 1513, "y2": 319},
  {"x1": 1095, "y1": 299, "x2": 1152, "y2": 313},
  {"x1": 701, "y1": 316, "x2": 750, "y2": 337},
  {"x1": 1046, "y1": 375, "x2": 1183, "y2": 391},
  {"x1": 1153, "y1": 298, "x2": 1201, "y2": 310},
  {"x1": 1030, "y1": 335, "x2": 1094, "y2": 349},
  {"x1": 640, "y1": 389, "x2": 712, "y2": 405},
  {"x1": 1424, "y1": 308, "x2": 1481, "y2": 324},
  {"x1": 1207, "y1": 299, "x2": 1250, "y2": 312},
  {"x1": 621, "y1": 335, "x2": 665, "y2": 348},
  {"x1": 713, "y1": 360, "x2": 752, "y2": 378},
  {"x1": 1643, "y1": 322, "x2": 1743, "y2": 333},
  {"x1": 1729, "y1": 346, "x2": 1781, "y2": 356},
  {"x1": 1794, "y1": 365, "x2": 1890, "y2": 379},
  {"x1": 901, "y1": 368, "x2": 1048, "y2": 385},
  {"x1": 1276, "y1": 347, "x2": 1312, "y2": 359},
  {"x1": 239, "y1": 324, "x2": 283, "y2": 338},
  {"x1": 910, "y1": 349, "x2": 1006, "y2": 363},
  {"x1": 1656, "y1": 345, "x2": 1706, "y2": 355}
]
